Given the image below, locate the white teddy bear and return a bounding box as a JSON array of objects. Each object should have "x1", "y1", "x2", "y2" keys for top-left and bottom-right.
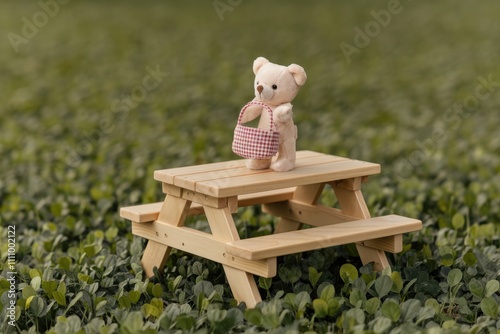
[{"x1": 239, "y1": 57, "x2": 307, "y2": 172}]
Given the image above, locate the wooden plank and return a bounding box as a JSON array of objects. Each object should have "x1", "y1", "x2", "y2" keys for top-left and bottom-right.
[
  {"x1": 141, "y1": 241, "x2": 170, "y2": 278},
  {"x1": 204, "y1": 206, "x2": 263, "y2": 307},
  {"x1": 182, "y1": 190, "x2": 234, "y2": 209},
  {"x1": 292, "y1": 183, "x2": 325, "y2": 204},
  {"x1": 204, "y1": 206, "x2": 240, "y2": 241},
  {"x1": 263, "y1": 200, "x2": 359, "y2": 227},
  {"x1": 155, "y1": 159, "x2": 247, "y2": 184},
  {"x1": 225, "y1": 215, "x2": 422, "y2": 260},
  {"x1": 162, "y1": 183, "x2": 183, "y2": 197},
  {"x1": 154, "y1": 150, "x2": 323, "y2": 184},
  {"x1": 196, "y1": 159, "x2": 380, "y2": 198},
  {"x1": 362, "y1": 234, "x2": 403, "y2": 253},
  {"x1": 332, "y1": 179, "x2": 371, "y2": 220},
  {"x1": 165, "y1": 183, "x2": 238, "y2": 209},
  {"x1": 157, "y1": 195, "x2": 191, "y2": 224},
  {"x1": 274, "y1": 183, "x2": 324, "y2": 234},
  {"x1": 120, "y1": 187, "x2": 296, "y2": 223},
  {"x1": 120, "y1": 202, "x2": 164, "y2": 223},
  {"x1": 172, "y1": 154, "x2": 346, "y2": 191},
  {"x1": 224, "y1": 267, "x2": 262, "y2": 308},
  {"x1": 333, "y1": 177, "x2": 363, "y2": 191},
  {"x1": 172, "y1": 154, "x2": 348, "y2": 194},
  {"x1": 238, "y1": 187, "x2": 295, "y2": 207},
  {"x1": 139, "y1": 196, "x2": 191, "y2": 278},
  {"x1": 267, "y1": 193, "x2": 404, "y2": 253},
  {"x1": 132, "y1": 221, "x2": 276, "y2": 278},
  {"x1": 356, "y1": 244, "x2": 389, "y2": 271},
  {"x1": 331, "y1": 180, "x2": 390, "y2": 270}
]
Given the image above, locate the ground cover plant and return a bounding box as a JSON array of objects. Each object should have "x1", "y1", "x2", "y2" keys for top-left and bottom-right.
[{"x1": 0, "y1": 0, "x2": 499, "y2": 333}]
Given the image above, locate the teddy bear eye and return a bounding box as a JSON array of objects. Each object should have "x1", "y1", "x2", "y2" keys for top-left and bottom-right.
[
  {"x1": 272, "y1": 84, "x2": 277, "y2": 90},
  {"x1": 256, "y1": 81, "x2": 259, "y2": 85}
]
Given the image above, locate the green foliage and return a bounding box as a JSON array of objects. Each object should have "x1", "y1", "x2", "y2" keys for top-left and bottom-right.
[{"x1": 1, "y1": 1, "x2": 500, "y2": 333}]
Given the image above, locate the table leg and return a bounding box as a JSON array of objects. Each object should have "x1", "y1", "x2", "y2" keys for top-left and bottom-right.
[
  {"x1": 274, "y1": 183, "x2": 324, "y2": 234},
  {"x1": 141, "y1": 195, "x2": 191, "y2": 277},
  {"x1": 142, "y1": 241, "x2": 170, "y2": 278},
  {"x1": 332, "y1": 178, "x2": 389, "y2": 270},
  {"x1": 355, "y1": 244, "x2": 389, "y2": 271},
  {"x1": 204, "y1": 205, "x2": 262, "y2": 308}
]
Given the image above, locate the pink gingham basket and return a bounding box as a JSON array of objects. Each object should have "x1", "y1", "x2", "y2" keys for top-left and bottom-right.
[{"x1": 232, "y1": 101, "x2": 280, "y2": 159}]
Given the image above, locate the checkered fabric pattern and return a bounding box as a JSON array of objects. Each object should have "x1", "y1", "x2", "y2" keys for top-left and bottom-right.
[{"x1": 232, "y1": 102, "x2": 280, "y2": 159}]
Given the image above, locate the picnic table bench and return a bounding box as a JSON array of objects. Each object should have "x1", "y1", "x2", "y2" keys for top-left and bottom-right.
[{"x1": 120, "y1": 151, "x2": 422, "y2": 307}]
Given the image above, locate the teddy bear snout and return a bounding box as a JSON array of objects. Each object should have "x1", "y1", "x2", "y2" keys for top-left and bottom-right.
[{"x1": 255, "y1": 83, "x2": 274, "y2": 101}]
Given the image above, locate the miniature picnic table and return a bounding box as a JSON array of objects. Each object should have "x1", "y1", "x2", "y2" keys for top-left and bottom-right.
[{"x1": 120, "y1": 151, "x2": 421, "y2": 307}]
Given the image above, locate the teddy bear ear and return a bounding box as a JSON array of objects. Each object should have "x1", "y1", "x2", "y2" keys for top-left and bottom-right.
[
  {"x1": 288, "y1": 64, "x2": 307, "y2": 86},
  {"x1": 253, "y1": 57, "x2": 270, "y2": 75}
]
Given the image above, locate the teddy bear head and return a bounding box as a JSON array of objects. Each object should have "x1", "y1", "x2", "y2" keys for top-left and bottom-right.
[{"x1": 252, "y1": 57, "x2": 307, "y2": 106}]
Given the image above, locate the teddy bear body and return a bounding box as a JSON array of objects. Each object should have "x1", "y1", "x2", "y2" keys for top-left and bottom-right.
[{"x1": 240, "y1": 57, "x2": 307, "y2": 172}]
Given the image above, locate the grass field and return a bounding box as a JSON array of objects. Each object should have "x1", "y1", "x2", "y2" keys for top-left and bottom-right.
[{"x1": 0, "y1": 1, "x2": 499, "y2": 333}]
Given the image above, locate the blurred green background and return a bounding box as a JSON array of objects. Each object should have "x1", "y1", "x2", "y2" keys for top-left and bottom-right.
[
  {"x1": 0, "y1": 0, "x2": 499, "y2": 331},
  {"x1": 1, "y1": 1, "x2": 499, "y2": 196},
  {"x1": 1, "y1": 1, "x2": 499, "y2": 201}
]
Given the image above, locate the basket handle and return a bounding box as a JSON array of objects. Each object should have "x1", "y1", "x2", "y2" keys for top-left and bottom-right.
[{"x1": 237, "y1": 101, "x2": 275, "y2": 131}]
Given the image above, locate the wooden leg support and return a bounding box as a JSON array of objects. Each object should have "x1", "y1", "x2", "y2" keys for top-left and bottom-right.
[
  {"x1": 332, "y1": 178, "x2": 391, "y2": 271},
  {"x1": 355, "y1": 244, "x2": 390, "y2": 271},
  {"x1": 274, "y1": 183, "x2": 324, "y2": 234},
  {"x1": 204, "y1": 205, "x2": 262, "y2": 308},
  {"x1": 137, "y1": 175, "x2": 392, "y2": 304},
  {"x1": 141, "y1": 241, "x2": 171, "y2": 278},
  {"x1": 223, "y1": 267, "x2": 262, "y2": 308},
  {"x1": 140, "y1": 195, "x2": 192, "y2": 278},
  {"x1": 268, "y1": 179, "x2": 392, "y2": 271}
]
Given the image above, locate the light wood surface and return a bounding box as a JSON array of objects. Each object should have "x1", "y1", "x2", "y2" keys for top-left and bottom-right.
[
  {"x1": 120, "y1": 187, "x2": 296, "y2": 223},
  {"x1": 204, "y1": 205, "x2": 262, "y2": 308},
  {"x1": 154, "y1": 151, "x2": 380, "y2": 197},
  {"x1": 226, "y1": 215, "x2": 421, "y2": 260},
  {"x1": 141, "y1": 241, "x2": 170, "y2": 278},
  {"x1": 361, "y1": 234, "x2": 403, "y2": 253},
  {"x1": 132, "y1": 221, "x2": 276, "y2": 277},
  {"x1": 332, "y1": 181, "x2": 371, "y2": 220},
  {"x1": 139, "y1": 196, "x2": 191, "y2": 278},
  {"x1": 153, "y1": 151, "x2": 320, "y2": 184},
  {"x1": 273, "y1": 183, "x2": 324, "y2": 233},
  {"x1": 264, "y1": 200, "x2": 359, "y2": 227},
  {"x1": 197, "y1": 159, "x2": 379, "y2": 198},
  {"x1": 120, "y1": 151, "x2": 422, "y2": 307},
  {"x1": 332, "y1": 178, "x2": 389, "y2": 270}
]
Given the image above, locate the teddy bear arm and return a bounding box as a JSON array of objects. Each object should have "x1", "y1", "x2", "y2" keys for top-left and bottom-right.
[{"x1": 274, "y1": 103, "x2": 293, "y2": 122}]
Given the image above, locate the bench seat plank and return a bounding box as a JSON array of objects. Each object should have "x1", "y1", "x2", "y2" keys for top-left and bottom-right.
[
  {"x1": 120, "y1": 187, "x2": 296, "y2": 223},
  {"x1": 225, "y1": 215, "x2": 421, "y2": 260}
]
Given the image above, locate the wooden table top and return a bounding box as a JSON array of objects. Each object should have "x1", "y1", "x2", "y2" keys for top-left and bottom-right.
[{"x1": 154, "y1": 151, "x2": 381, "y2": 198}]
